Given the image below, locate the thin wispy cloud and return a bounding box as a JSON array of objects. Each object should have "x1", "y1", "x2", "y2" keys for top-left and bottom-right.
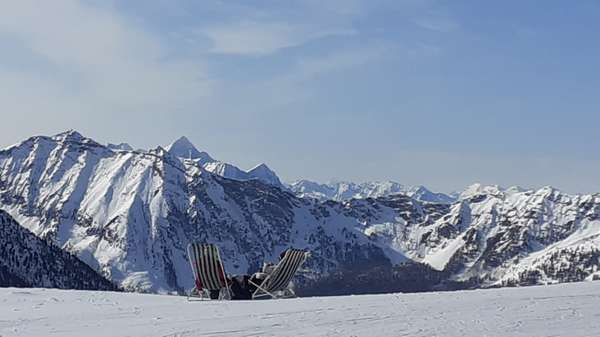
[
  {"x1": 293, "y1": 44, "x2": 391, "y2": 80},
  {"x1": 211, "y1": 43, "x2": 390, "y2": 112},
  {"x1": 200, "y1": 21, "x2": 356, "y2": 56},
  {"x1": 0, "y1": 0, "x2": 211, "y2": 123}
]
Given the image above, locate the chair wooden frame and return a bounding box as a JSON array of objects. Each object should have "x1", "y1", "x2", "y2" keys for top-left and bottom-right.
[{"x1": 249, "y1": 249, "x2": 309, "y2": 300}]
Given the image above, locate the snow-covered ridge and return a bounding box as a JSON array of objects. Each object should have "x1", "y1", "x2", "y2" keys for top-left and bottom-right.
[
  {"x1": 0, "y1": 131, "x2": 401, "y2": 293},
  {"x1": 458, "y1": 182, "x2": 527, "y2": 200},
  {"x1": 166, "y1": 136, "x2": 283, "y2": 187},
  {"x1": 1, "y1": 130, "x2": 599, "y2": 294},
  {"x1": 107, "y1": 143, "x2": 133, "y2": 151},
  {"x1": 288, "y1": 179, "x2": 455, "y2": 204}
]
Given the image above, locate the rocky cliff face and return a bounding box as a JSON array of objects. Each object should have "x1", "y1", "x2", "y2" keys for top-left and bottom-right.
[{"x1": 1, "y1": 131, "x2": 598, "y2": 294}]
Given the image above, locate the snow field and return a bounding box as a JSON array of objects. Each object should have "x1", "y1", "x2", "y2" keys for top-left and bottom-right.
[{"x1": 1, "y1": 281, "x2": 599, "y2": 337}]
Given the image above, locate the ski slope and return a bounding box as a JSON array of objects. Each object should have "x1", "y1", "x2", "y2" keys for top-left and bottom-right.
[{"x1": 1, "y1": 282, "x2": 599, "y2": 337}]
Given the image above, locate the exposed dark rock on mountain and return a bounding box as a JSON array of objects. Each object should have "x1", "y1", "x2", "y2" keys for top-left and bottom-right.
[{"x1": 0, "y1": 210, "x2": 118, "y2": 290}]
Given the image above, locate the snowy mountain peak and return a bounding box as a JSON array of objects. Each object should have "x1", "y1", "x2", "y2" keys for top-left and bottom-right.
[
  {"x1": 151, "y1": 145, "x2": 168, "y2": 155},
  {"x1": 249, "y1": 163, "x2": 270, "y2": 172},
  {"x1": 459, "y1": 183, "x2": 505, "y2": 200},
  {"x1": 504, "y1": 185, "x2": 527, "y2": 195},
  {"x1": 247, "y1": 163, "x2": 282, "y2": 186},
  {"x1": 166, "y1": 136, "x2": 199, "y2": 157},
  {"x1": 52, "y1": 129, "x2": 85, "y2": 142},
  {"x1": 203, "y1": 161, "x2": 248, "y2": 180},
  {"x1": 288, "y1": 180, "x2": 455, "y2": 204},
  {"x1": 164, "y1": 138, "x2": 283, "y2": 187},
  {"x1": 107, "y1": 143, "x2": 133, "y2": 151},
  {"x1": 288, "y1": 180, "x2": 410, "y2": 201},
  {"x1": 458, "y1": 184, "x2": 557, "y2": 201},
  {"x1": 166, "y1": 136, "x2": 214, "y2": 164},
  {"x1": 408, "y1": 185, "x2": 456, "y2": 204},
  {"x1": 538, "y1": 185, "x2": 560, "y2": 194}
]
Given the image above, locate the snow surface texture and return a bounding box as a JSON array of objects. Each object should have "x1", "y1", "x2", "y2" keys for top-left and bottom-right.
[
  {"x1": 1, "y1": 282, "x2": 599, "y2": 337},
  {"x1": 1, "y1": 131, "x2": 600, "y2": 294}
]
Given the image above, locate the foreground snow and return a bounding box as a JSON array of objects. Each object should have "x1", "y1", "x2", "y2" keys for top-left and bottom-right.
[{"x1": 2, "y1": 282, "x2": 599, "y2": 337}]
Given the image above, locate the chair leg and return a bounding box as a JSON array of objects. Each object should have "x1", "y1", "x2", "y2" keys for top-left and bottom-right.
[
  {"x1": 282, "y1": 288, "x2": 297, "y2": 299},
  {"x1": 253, "y1": 290, "x2": 276, "y2": 300},
  {"x1": 249, "y1": 278, "x2": 275, "y2": 300},
  {"x1": 187, "y1": 288, "x2": 211, "y2": 301},
  {"x1": 249, "y1": 281, "x2": 278, "y2": 300},
  {"x1": 187, "y1": 287, "x2": 198, "y2": 300},
  {"x1": 219, "y1": 287, "x2": 232, "y2": 300}
]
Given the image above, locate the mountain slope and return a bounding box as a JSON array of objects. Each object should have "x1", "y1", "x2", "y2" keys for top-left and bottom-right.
[
  {"x1": 247, "y1": 163, "x2": 282, "y2": 186},
  {"x1": 300, "y1": 184, "x2": 600, "y2": 289},
  {"x1": 0, "y1": 209, "x2": 117, "y2": 290},
  {"x1": 1, "y1": 131, "x2": 599, "y2": 293},
  {"x1": 0, "y1": 131, "x2": 401, "y2": 293},
  {"x1": 389, "y1": 186, "x2": 600, "y2": 286},
  {"x1": 288, "y1": 180, "x2": 455, "y2": 204}
]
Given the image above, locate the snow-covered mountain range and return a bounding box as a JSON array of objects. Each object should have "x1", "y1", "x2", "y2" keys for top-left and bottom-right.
[
  {"x1": 353, "y1": 183, "x2": 600, "y2": 288},
  {"x1": 288, "y1": 180, "x2": 456, "y2": 204},
  {"x1": 165, "y1": 136, "x2": 449, "y2": 203},
  {"x1": 0, "y1": 131, "x2": 399, "y2": 293},
  {"x1": 0, "y1": 131, "x2": 599, "y2": 294}
]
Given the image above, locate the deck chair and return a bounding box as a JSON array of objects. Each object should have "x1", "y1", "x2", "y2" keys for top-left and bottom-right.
[
  {"x1": 250, "y1": 249, "x2": 309, "y2": 300},
  {"x1": 187, "y1": 243, "x2": 232, "y2": 300}
]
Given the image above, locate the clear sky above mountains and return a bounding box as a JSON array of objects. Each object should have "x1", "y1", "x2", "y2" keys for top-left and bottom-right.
[{"x1": 1, "y1": 0, "x2": 599, "y2": 193}]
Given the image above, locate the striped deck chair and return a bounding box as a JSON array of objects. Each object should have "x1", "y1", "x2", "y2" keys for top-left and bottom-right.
[
  {"x1": 250, "y1": 249, "x2": 309, "y2": 300},
  {"x1": 187, "y1": 243, "x2": 231, "y2": 300}
]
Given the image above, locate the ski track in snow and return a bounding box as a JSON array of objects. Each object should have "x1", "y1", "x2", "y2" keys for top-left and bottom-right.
[{"x1": 1, "y1": 282, "x2": 599, "y2": 337}]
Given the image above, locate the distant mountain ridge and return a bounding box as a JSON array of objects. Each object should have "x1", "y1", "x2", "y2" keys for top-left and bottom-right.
[
  {"x1": 166, "y1": 136, "x2": 283, "y2": 188},
  {"x1": 0, "y1": 130, "x2": 599, "y2": 295},
  {"x1": 107, "y1": 143, "x2": 133, "y2": 151},
  {"x1": 288, "y1": 180, "x2": 455, "y2": 204}
]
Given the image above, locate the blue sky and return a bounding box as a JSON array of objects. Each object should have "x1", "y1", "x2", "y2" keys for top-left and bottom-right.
[{"x1": 1, "y1": 0, "x2": 600, "y2": 193}]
